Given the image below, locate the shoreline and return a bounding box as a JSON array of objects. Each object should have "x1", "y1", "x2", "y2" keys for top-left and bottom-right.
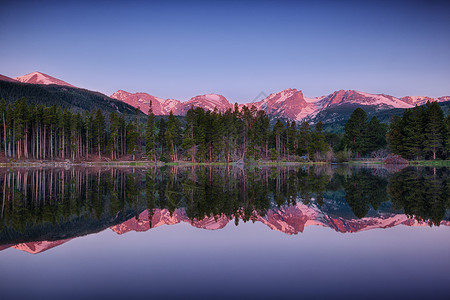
[{"x1": 0, "y1": 160, "x2": 448, "y2": 167}]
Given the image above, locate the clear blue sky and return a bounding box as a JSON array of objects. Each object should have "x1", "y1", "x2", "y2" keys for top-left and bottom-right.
[{"x1": 1, "y1": 0, "x2": 449, "y2": 102}]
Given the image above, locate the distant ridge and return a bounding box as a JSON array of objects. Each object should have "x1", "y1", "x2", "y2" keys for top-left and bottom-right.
[{"x1": 0, "y1": 74, "x2": 18, "y2": 83}]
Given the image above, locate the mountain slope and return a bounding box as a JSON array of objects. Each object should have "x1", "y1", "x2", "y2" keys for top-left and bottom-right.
[
  {"x1": 318, "y1": 90, "x2": 413, "y2": 109},
  {"x1": 14, "y1": 71, "x2": 76, "y2": 88},
  {"x1": 313, "y1": 100, "x2": 450, "y2": 133},
  {"x1": 0, "y1": 74, "x2": 18, "y2": 83},
  {"x1": 0, "y1": 80, "x2": 142, "y2": 116}
]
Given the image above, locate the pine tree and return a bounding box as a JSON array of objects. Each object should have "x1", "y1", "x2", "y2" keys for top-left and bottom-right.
[
  {"x1": 308, "y1": 122, "x2": 329, "y2": 161},
  {"x1": 365, "y1": 116, "x2": 387, "y2": 153},
  {"x1": 387, "y1": 115, "x2": 404, "y2": 156},
  {"x1": 273, "y1": 120, "x2": 284, "y2": 160},
  {"x1": 92, "y1": 109, "x2": 105, "y2": 158},
  {"x1": 165, "y1": 111, "x2": 181, "y2": 161},
  {"x1": 423, "y1": 102, "x2": 444, "y2": 160},
  {"x1": 158, "y1": 118, "x2": 167, "y2": 160},
  {"x1": 445, "y1": 115, "x2": 450, "y2": 157},
  {"x1": 402, "y1": 106, "x2": 425, "y2": 160},
  {"x1": 108, "y1": 112, "x2": 120, "y2": 160},
  {"x1": 145, "y1": 101, "x2": 156, "y2": 161},
  {"x1": 297, "y1": 122, "x2": 311, "y2": 159},
  {"x1": 344, "y1": 108, "x2": 368, "y2": 158},
  {"x1": 126, "y1": 121, "x2": 138, "y2": 160},
  {"x1": 0, "y1": 99, "x2": 7, "y2": 158},
  {"x1": 181, "y1": 107, "x2": 196, "y2": 162}
]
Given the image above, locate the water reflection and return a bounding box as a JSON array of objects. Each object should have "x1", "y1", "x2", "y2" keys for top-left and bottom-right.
[{"x1": 0, "y1": 165, "x2": 448, "y2": 254}]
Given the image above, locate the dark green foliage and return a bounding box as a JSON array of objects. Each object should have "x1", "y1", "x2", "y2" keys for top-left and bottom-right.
[
  {"x1": 165, "y1": 111, "x2": 182, "y2": 161},
  {"x1": 446, "y1": 116, "x2": 450, "y2": 154},
  {"x1": 343, "y1": 108, "x2": 369, "y2": 157},
  {"x1": 366, "y1": 116, "x2": 388, "y2": 150},
  {"x1": 343, "y1": 169, "x2": 389, "y2": 218},
  {"x1": 308, "y1": 122, "x2": 330, "y2": 161},
  {"x1": 145, "y1": 102, "x2": 156, "y2": 161},
  {"x1": 312, "y1": 101, "x2": 450, "y2": 133},
  {"x1": 0, "y1": 98, "x2": 140, "y2": 161},
  {"x1": 343, "y1": 108, "x2": 388, "y2": 157},
  {"x1": 387, "y1": 101, "x2": 447, "y2": 160},
  {"x1": 297, "y1": 122, "x2": 311, "y2": 158},
  {"x1": 386, "y1": 115, "x2": 403, "y2": 155},
  {"x1": 388, "y1": 167, "x2": 449, "y2": 226},
  {"x1": 1, "y1": 165, "x2": 448, "y2": 246},
  {"x1": 423, "y1": 102, "x2": 445, "y2": 160}
]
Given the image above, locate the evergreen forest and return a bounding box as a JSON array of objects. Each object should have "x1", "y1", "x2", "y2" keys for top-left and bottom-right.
[{"x1": 0, "y1": 97, "x2": 448, "y2": 162}]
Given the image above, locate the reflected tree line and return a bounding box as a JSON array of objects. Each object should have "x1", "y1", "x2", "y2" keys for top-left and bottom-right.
[{"x1": 0, "y1": 166, "x2": 448, "y2": 242}]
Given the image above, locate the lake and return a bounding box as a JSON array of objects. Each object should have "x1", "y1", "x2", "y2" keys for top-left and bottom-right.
[{"x1": 0, "y1": 165, "x2": 449, "y2": 299}]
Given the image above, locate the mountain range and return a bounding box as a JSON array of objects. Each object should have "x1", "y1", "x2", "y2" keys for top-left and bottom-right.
[
  {"x1": 3, "y1": 204, "x2": 449, "y2": 254},
  {"x1": 2, "y1": 71, "x2": 449, "y2": 123}
]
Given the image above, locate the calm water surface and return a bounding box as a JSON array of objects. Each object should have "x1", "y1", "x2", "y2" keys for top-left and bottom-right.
[{"x1": 0, "y1": 165, "x2": 449, "y2": 299}]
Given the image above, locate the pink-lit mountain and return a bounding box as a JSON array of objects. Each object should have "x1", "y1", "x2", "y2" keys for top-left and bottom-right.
[
  {"x1": 110, "y1": 205, "x2": 450, "y2": 236},
  {"x1": 3, "y1": 205, "x2": 449, "y2": 255},
  {"x1": 6, "y1": 71, "x2": 449, "y2": 121},
  {"x1": 14, "y1": 71, "x2": 76, "y2": 88},
  {"x1": 110, "y1": 88, "x2": 449, "y2": 122}
]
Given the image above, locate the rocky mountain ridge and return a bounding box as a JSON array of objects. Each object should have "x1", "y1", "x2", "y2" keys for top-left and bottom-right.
[{"x1": 3, "y1": 72, "x2": 449, "y2": 122}]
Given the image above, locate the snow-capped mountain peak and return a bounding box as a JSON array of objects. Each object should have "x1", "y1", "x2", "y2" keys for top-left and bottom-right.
[
  {"x1": 14, "y1": 71, "x2": 76, "y2": 88},
  {"x1": 318, "y1": 90, "x2": 413, "y2": 110}
]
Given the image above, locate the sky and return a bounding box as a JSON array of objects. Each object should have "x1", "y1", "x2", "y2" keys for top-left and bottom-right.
[{"x1": 1, "y1": 0, "x2": 450, "y2": 103}]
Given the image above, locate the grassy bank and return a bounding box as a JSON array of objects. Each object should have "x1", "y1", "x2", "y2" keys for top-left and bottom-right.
[
  {"x1": 346, "y1": 160, "x2": 383, "y2": 165},
  {"x1": 409, "y1": 160, "x2": 450, "y2": 166}
]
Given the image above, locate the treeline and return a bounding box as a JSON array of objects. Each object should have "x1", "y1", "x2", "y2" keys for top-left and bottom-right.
[
  {"x1": 335, "y1": 102, "x2": 450, "y2": 161},
  {"x1": 146, "y1": 104, "x2": 330, "y2": 162},
  {"x1": 2, "y1": 97, "x2": 448, "y2": 162},
  {"x1": 387, "y1": 101, "x2": 450, "y2": 160},
  {"x1": 0, "y1": 98, "x2": 334, "y2": 162},
  {"x1": 0, "y1": 98, "x2": 140, "y2": 161}
]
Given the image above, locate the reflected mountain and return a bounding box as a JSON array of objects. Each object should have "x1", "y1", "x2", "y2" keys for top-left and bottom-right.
[{"x1": 0, "y1": 165, "x2": 448, "y2": 254}]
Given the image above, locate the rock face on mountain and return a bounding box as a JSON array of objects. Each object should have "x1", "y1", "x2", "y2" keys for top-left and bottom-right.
[
  {"x1": 178, "y1": 94, "x2": 234, "y2": 115},
  {"x1": 246, "y1": 88, "x2": 317, "y2": 120},
  {"x1": 318, "y1": 90, "x2": 412, "y2": 109},
  {"x1": 110, "y1": 90, "x2": 181, "y2": 115},
  {"x1": 14, "y1": 72, "x2": 76, "y2": 88},
  {"x1": 111, "y1": 88, "x2": 449, "y2": 122}
]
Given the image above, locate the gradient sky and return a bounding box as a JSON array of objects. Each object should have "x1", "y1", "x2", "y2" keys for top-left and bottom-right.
[{"x1": 1, "y1": 0, "x2": 450, "y2": 103}]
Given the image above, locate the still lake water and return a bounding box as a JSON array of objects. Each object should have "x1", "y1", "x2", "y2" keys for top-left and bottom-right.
[{"x1": 0, "y1": 165, "x2": 449, "y2": 299}]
